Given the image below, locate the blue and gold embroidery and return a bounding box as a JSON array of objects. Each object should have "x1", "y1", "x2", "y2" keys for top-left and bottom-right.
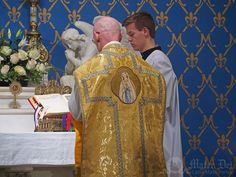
[{"x1": 111, "y1": 66, "x2": 141, "y2": 104}]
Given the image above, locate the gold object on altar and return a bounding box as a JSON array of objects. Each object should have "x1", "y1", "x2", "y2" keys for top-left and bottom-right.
[
  {"x1": 9, "y1": 81, "x2": 22, "y2": 109},
  {"x1": 35, "y1": 114, "x2": 66, "y2": 132},
  {"x1": 27, "y1": 0, "x2": 49, "y2": 63},
  {"x1": 34, "y1": 80, "x2": 72, "y2": 95}
]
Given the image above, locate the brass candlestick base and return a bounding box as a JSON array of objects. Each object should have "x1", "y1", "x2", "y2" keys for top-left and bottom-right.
[
  {"x1": 27, "y1": 21, "x2": 49, "y2": 62},
  {"x1": 9, "y1": 81, "x2": 22, "y2": 109}
]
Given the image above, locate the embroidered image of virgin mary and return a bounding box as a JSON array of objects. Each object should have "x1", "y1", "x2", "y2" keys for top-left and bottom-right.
[
  {"x1": 111, "y1": 66, "x2": 141, "y2": 104},
  {"x1": 119, "y1": 72, "x2": 136, "y2": 103}
]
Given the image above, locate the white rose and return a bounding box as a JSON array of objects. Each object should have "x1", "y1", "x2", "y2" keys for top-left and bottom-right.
[
  {"x1": 0, "y1": 46, "x2": 12, "y2": 56},
  {"x1": 36, "y1": 63, "x2": 46, "y2": 72},
  {"x1": 18, "y1": 49, "x2": 28, "y2": 61},
  {"x1": 26, "y1": 59, "x2": 37, "y2": 70},
  {"x1": 10, "y1": 53, "x2": 20, "y2": 64},
  {"x1": 0, "y1": 56, "x2": 4, "y2": 64},
  {"x1": 14, "y1": 65, "x2": 26, "y2": 76},
  {"x1": 28, "y1": 48, "x2": 40, "y2": 60},
  {"x1": 0, "y1": 65, "x2": 10, "y2": 75}
]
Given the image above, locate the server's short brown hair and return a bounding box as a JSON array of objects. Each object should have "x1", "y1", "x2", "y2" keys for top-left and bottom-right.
[{"x1": 123, "y1": 12, "x2": 155, "y2": 38}]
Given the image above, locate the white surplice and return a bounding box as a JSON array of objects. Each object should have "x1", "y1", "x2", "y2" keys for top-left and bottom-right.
[{"x1": 145, "y1": 50, "x2": 183, "y2": 177}]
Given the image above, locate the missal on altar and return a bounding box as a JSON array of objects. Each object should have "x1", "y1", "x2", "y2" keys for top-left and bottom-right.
[{"x1": 28, "y1": 94, "x2": 71, "y2": 115}]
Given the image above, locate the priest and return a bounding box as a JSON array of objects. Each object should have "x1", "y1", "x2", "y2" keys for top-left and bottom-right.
[{"x1": 69, "y1": 16, "x2": 167, "y2": 177}]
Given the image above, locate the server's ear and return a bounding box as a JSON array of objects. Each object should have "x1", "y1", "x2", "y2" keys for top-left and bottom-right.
[{"x1": 143, "y1": 27, "x2": 150, "y2": 37}]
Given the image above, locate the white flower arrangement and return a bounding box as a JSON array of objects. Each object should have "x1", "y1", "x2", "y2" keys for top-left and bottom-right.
[{"x1": 0, "y1": 29, "x2": 49, "y2": 85}]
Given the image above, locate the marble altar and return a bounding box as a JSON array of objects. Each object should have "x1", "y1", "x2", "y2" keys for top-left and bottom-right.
[
  {"x1": 0, "y1": 86, "x2": 76, "y2": 177},
  {"x1": 0, "y1": 86, "x2": 35, "y2": 132}
]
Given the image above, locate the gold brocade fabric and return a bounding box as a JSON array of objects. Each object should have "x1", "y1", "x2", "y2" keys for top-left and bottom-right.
[
  {"x1": 71, "y1": 117, "x2": 83, "y2": 177},
  {"x1": 74, "y1": 44, "x2": 167, "y2": 177},
  {"x1": 71, "y1": 117, "x2": 83, "y2": 167}
]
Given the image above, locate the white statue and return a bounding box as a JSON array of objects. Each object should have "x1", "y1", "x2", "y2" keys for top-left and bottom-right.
[
  {"x1": 61, "y1": 27, "x2": 97, "y2": 74},
  {"x1": 60, "y1": 16, "x2": 137, "y2": 88},
  {"x1": 60, "y1": 25, "x2": 97, "y2": 87}
]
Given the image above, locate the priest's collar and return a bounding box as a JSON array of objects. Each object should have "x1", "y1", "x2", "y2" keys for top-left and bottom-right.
[
  {"x1": 141, "y1": 46, "x2": 162, "y2": 60},
  {"x1": 103, "y1": 41, "x2": 121, "y2": 49}
]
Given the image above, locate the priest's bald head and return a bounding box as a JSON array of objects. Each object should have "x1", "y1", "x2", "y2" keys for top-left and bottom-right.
[{"x1": 93, "y1": 16, "x2": 122, "y2": 51}]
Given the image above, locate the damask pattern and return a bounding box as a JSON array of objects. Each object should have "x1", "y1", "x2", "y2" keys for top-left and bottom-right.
[{"x1": 0, "y1": 0, "x2": 235, "y2": 176}]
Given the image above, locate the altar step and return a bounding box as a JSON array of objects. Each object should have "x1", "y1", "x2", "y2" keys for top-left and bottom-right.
[{"x1": 0, "y1": 86, "x2": 36, "y2": 132}]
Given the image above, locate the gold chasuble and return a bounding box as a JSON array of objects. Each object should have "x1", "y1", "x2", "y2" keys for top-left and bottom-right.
[{"x1": 74, "y1": 43, "x2": 167, "y2": 177}]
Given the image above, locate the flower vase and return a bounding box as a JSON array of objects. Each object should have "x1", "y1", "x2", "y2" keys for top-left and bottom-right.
[
  {"x1": 0, "y1": 80, "x2": 28, "y2": 87},
  {"x1": 18, "y1": 80, "x2": 28, "y2": 87},
  {"x1": 0, "y1": 80, "x2": 11, "y2": 87}
]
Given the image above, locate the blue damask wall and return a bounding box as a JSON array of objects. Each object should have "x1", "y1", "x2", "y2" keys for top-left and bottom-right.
[{"x1": 1, "y1": 0, "x2": 235, "y2": 176}]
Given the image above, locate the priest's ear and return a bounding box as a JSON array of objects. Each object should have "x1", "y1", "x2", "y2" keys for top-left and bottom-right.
[{"x1": 93, "y1": 31, "x2": 100, "y2": 44}]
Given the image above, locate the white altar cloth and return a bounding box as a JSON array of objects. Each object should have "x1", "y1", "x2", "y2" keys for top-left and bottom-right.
[{"x1": 0, "y1": 132, "x2": 75, "y2": 166}]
